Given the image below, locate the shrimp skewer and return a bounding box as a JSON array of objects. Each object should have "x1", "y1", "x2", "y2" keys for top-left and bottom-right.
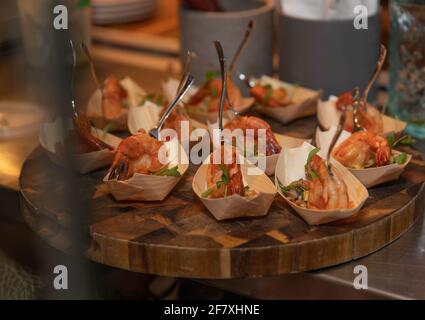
[
  {"x1": 335, "y1": 45, "x2": 387, "y2": 134},
  {"x1": 102, "y1": 75, "x2": 128, "y2": 119},
  {"x1": 332, "y1": 131, "x2": 390, "y2": 169},
  {"x1": 64, "y1": 40, "x2": 113, "y2": 155},
  {"x1": 224, "y1": 116, "x2": 281, "y2": 156},
  {"x1": 189, "y1": 77, "x2": 243, "y2": 113},
  {"x1": 249, "y1": 85, "x2": 290, "y2": 108},
  {"x1": 307, "y1": 155, "x2": 350, "y2": 210},
  {"x1": 108, "y1": 130, "x2": 168, "y2": 180},
  {"x1": 204, "y1": 146, "x2": 245, "y2": 199},
  {"x1": 281, "y1": 153, "x2": 351, "y2": 210},
  {"x1": 189, "y1": 20, "x2": 254, "y2": 113},
  {"x1": 336, "y1": 91, "x2": 383, "y2": 134}
]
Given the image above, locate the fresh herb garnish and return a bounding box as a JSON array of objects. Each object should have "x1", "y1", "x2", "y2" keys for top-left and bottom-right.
[
  {"x1": 140, "y1": 93, "x2": 164, "y2": 106},
  {"x1": 387, "y1": 133, "x2": 415, "y2": 150},
  {"x1": 278, "y1": 179, "x2": 309, "y2": 195},
  {"x1": 204, "y1": 70, "x2": 220, "y2": 83},
  {"x1": 392, "y1": 152, "x2": 408, "y2": 165},
  {"x1": 263, "y1": 84, "x2": 273, "y2": 105},
  {"x1": 218, "y1": 164, "x2": 230, "y2": 185},
  {"x1": 387, "y1": 133, "x2": 396, "y2": 149},
  {"x1": 305, "y1": 148, "x2": 320, "y2": 180},
  {"x1": 155, "y1": 94, "x2": 164, "y2": 106},
  {"x1": 211, "y1": 87, "x2": 218, "y2": 99},
  {"x1": 306, "y1": 148, "x2": 320, "y2": 166},
  {"x1": 154, "y1": 166, "x2": 181, "y2": 177},
  {"x1": 78, "y1": 0, "x2": 90, "y2": 8},
  {"x1": 202, "y1": 187, "x2": 214, "y2": 198},
  {"x1": 203, "y1": 165, "x2": 230, "y2": 198}
]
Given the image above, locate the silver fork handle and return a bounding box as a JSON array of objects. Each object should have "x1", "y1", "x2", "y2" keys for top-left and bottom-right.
[
  {"x1": 326, "y1": 108, "x2": 347, "y2": 176},
  {"x1": 362, "y1": 44, "x2": 387, "y2": 104},
  {"x1": 214, "y1": 40, "x2": 227, "y2": 133},
  {"x1": 81, "y1": 42, "x2": 102, "y2": 92},
  {"x1": 69, "y1": 40, "x2": 78, "y2": 117},
  {"x1": 156, "y1": 73, "x2": 194, "y2": 132}
]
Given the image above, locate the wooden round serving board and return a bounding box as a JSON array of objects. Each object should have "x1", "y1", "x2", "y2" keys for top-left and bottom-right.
[{"x1": 20, "y1": 116, "x2": 425, "y2": 279}]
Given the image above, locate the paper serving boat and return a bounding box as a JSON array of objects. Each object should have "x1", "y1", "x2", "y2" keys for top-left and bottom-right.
[
  {"x1": 127, "y1": 101, "x2": 163, "y2": 135},
  {"x1": 317, "y1": 96, "x2": 407, "y2": 136},
  {"x1": 192, "y1": 144, "x2": 277, "y2": 221},
  {"x1": 253, "y1": 76, "x2": 321, "y2": 124},
  {"x1": 162, "y1": 77, "x2": 255, "y2": 124},
  {"x1": 316, "y1": 126, "x2": 412, "y2": 188},
  {"x1": 275, "y1": 142, "x2": 369, "y2": 225},
  {"x1": 127, "y1": 101, "x2": 208, "y2": 144},
  {"x1": 207, "y1": 120, "x2": 308, "y2": 175},
  {"x1": 103, "y1": 138, "x2": 189, "y2": 201},
  {"x1": 39, "y1": 118, "x2": 121, "y2": 174},
  {"x1": 87, "y1": 77, "x2": 146, "y2": 131}
]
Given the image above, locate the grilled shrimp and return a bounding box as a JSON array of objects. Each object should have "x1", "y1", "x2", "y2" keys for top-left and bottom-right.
[
  {"x1": 336, "y1": 91, "x2": 383, "y2": 135},
  {"x1": 205, "y1": 146, "x2": 244, "y2": 198},
  {"x1": 189, "y1": 78, "x2": 243, "y2": 113},
  {"x1": 332, "y1": 131, "x2": 390, "y2": 169},
  {"x1": 307, "y1": 155, "x2": 350, "y2": 210},
  {"x1": 249, "y1": 85, "x2": 289, "y2": 108},
  {"x1": 102, "y1": 75, "x2": 127, "y2": 119},
  {"x1": 224, "y1": 116, "x2": 281, "y2": 156},
  {"x1": 108, "y1": 130, "x2": 168, "y2": 180}
]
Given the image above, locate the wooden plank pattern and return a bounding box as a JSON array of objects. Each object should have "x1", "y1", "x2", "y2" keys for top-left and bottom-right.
[{"x1": 19, "y1": 116, "x2": 425, "y2": 278}]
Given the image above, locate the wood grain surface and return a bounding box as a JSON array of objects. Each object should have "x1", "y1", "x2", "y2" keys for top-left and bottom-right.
[{"x1": 19, "y1": 116, "x2": 425, "y2": 279}]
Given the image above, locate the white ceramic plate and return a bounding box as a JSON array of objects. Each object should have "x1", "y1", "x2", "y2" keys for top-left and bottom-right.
[{"x1": 0, "y1": 100, "x2": 45, "y2": 140}]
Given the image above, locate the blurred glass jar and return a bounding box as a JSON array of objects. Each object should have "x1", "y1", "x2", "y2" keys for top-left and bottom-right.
[
  {"x1": 389, "y1": 0, "x2": 425, "y2": 138},
  {"x1": 17, "y1": 0, "x2": 91, "y2": 68}
]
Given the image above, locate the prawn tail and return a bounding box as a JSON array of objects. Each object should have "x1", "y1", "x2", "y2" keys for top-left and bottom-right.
[
  {"x1": 376, "y1": 148, "x2": 390, "y2": 167},
  {"x1": 108, "y1": 156, "x2": 130, "y2": 181}
]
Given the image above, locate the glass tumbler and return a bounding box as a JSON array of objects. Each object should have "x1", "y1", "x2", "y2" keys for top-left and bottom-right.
[{"x1": 389, "y1": 0, "x2": 425, "y2": 138}]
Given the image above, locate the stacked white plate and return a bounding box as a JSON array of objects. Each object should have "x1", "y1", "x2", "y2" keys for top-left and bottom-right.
[{"x1": 92, "y1": 0, "x2": 157, "y2": 25}]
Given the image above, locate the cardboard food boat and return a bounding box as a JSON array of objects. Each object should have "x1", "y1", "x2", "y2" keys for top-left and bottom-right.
[
  {"x1": 127, "y1": 101, "x2": 207, "y2": 140},
  {"x1": 87, "y1": 77, "x2": 146, "y2": 131},
  {"x1": 253, "y1": 76, "x2": 321, "y2": 124},
  {"x1": 192, "y1": 144, "x2": 277, "y2": 220},
  {"x1": 39, "y1": 117, "x2": 121, "y2": 174},
  {"x1": 103, "y1": 138, "x2": 189, "y2": 201},
  {"x1": 162, "y1": 77, "x2": 254, "y2": 124},
  {"x1": 275, "y1": 142, "x2": 369, "y2": 225},
  {"x1": 316, "y1": 126, "x2": 412, "y2": 188},
  {"x1": 317, "y1": 95, "x2": 407, "y2": 136},
  {"x1": 207, "y1": 120, "x2": 308, "y2": 175}
]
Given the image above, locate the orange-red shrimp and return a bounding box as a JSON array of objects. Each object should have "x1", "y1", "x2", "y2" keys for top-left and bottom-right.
[
  {"x1": 189, "y1": 78, "x2": 243, "y2": 113},
  {"x1": 249, "y1": 85, "x2": 290, "y2": 108},
  {"x1": 336, "y1": 91, "x2": 383, "y2": 134},
  {"x1": 102, "y1": 75, "x2": 128, "y2": 119},
  {"x1": 224, "y1": 116, "x2": 281, "y2": 156},
  {"x1": 205, "y1": 146, "x2": 244, "y2": 198},
  {"x1": 307, "y1": 155, "x2": 350, "y2": 210},
  {"x1": 162, "y1": 105, "x2": 193, "y2": 140},
  {"x1": 108, "y1": 130, "x2": 167, "y2": 180},
  {"x1": 332, "y1": 131, "x2": 390, "y2": 169}
]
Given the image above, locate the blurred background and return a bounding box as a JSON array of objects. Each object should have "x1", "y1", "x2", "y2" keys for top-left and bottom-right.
[{"x1": 0, "y1": 0, "x2": 424, "y2": 300}]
